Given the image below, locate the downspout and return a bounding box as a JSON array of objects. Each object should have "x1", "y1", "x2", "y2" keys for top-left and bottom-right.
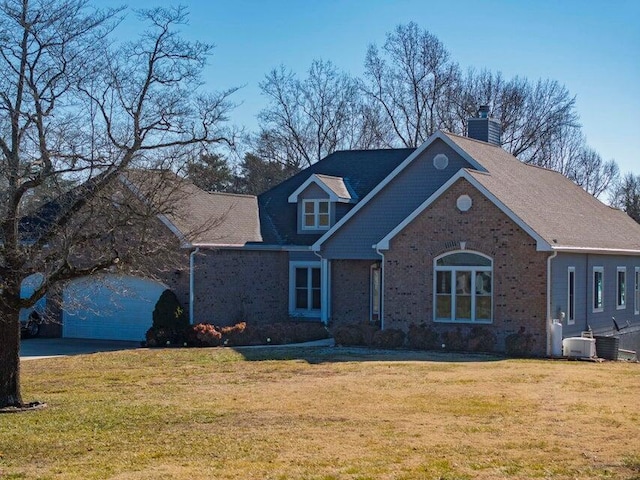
[
  {"x1": 313, "y1": 249, "x2": 329, "y2": 325},
  {"x1": 189, "y1": 247, "x2": 200, "y2": 325},
  {"x1": 546, "y1": 250, "x2": 558, "y2": 356},
  {"x1": 375, "y1": 245, "x2": 386, "y2": 330}
]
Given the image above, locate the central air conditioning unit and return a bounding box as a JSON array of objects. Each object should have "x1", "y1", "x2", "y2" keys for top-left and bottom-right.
[{"x1": 562, "y1": 337, "x2": 596, "y2": 358}]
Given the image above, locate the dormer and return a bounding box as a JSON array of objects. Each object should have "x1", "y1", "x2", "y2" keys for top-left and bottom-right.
[{"x1": 288, "y1": 174, "x2": 356, "y2": 233}]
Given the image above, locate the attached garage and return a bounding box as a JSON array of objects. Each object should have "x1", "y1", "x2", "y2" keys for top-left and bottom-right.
[{"x1": 62, "y1": 274, "x2": 167, "y2": 341}]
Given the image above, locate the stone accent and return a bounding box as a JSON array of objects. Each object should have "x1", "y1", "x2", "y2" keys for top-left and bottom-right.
[
  {"x1": 331, "y1": 260, "x2": 373, "y2": 326},
  {"x1": 384, "y1": 178, "x2": 550, "y2": 355},
  {"x1": 193, "y1": 249, "x2": 288, "y2": 325}
]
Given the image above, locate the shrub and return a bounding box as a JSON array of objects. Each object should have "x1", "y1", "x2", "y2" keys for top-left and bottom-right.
[
  {"x1": 467, "y1": 326, "x2": 497, "y2": 353},
  {"x1": 145, "y1": 327, "x2": 173, "y2": 347},
  {"x1": 331, "y1": 323, "x2": 381, "y2": 347},
  {"x1": 407, "y1": 323, "x2": 440, "y2": 350},
  {"x1": 219, "y1": 322, "x2": 247, "y2": 346},
  {"x1": 442, "y1": 327, "x2": 466, "y2": 351},
  {"x1": 372, "y1": 328, "x2": 406, "y2": 349},
  {"x1": 505, "y1": 328, "x2": 535, "y2": 357},
  {"x1": 192, "y1": 323, "x2": 222, "y2": 347},
  {"x1": 146, "y1": 290, "x2": 189, "y2": 345}
]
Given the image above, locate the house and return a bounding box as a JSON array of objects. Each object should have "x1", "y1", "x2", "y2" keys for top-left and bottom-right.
[
  {"x1": 19, "y1": 170, "x2": 260, "y2": 341},
  {"x1": 192, "y1": 114, "x2": 640, "y2": 356},
  {"x1": 24, "y1": 113, "x2": 640, "y2": 356}
]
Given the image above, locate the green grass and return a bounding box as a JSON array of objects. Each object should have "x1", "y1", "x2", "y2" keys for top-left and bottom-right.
[{"x1": 1, "y1": 347, "x2": 639, "y2": 479}]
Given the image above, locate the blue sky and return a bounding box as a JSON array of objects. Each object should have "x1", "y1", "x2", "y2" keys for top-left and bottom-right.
[{"x1": 97, "y1": 0, "x2": 639, "y2": 175}]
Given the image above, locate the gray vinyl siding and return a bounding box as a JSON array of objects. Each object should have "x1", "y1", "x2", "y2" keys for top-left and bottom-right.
[
  {"x1": 551, "y1": 253, "x2": 640, "y2": 338},
  {"x1": 321, "y1": 139, "x2": 474, "y2": 260}
]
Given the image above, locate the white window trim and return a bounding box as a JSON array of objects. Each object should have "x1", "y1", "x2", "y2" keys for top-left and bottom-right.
[
  {"x1": 635, "y1": 267, "x2": 640, "y2": 315},
  {"x1": 289, "y1": 261, "x2": 322, "y2": 317},
  {"x1": 301, "y1": 199, "x2": 330, "y2": 231},
  {"x1": 617, "y1": 266, "x2": 627, "y2": 310},
  {"x1": 567, "y1": 267, "x2": 576, "y2": 326},
  {"x1": 433, "y1": 251, "x2": 493, "y2": 324},
  {"x1": 593, "y1": 266, "x2": 604, "y2": 313}
]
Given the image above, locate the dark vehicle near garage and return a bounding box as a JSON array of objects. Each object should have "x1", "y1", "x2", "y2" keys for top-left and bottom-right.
[{"x1": 20, "y1": 311, "x2": 42, "y2": 338}]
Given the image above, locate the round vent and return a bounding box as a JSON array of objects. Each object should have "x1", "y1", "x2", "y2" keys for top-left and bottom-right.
[
  {"x1": 456, "y1": 194, "x2": 472, "y2": 212},
  {"x1": 433, "y1": 153, "x2": 449, "y2": 170}
]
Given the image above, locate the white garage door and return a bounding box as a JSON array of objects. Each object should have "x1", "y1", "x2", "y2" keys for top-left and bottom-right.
[{"x1": 62, "y1": 275, "x2": 167, "y2": 341}]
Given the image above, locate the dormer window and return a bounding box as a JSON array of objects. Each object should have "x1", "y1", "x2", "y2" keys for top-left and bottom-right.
[
  {"x1": 288, "y1": 173, "x2": 357, "y2": 234},
  {"x1": 303, "y1": 199, "x2": 330, "y2": 230}
]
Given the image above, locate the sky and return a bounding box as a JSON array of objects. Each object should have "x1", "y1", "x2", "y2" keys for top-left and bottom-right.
[{"x1": 95, "y1": 0, "x2": 639, "y2": 175}]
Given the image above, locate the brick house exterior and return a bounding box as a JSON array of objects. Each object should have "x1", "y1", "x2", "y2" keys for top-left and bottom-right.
[
  {"x1": 382, "y1": 179, "x2": 549, "y2": 354},
  {"x1": 196, "y1": 123, "x2": 640, "y2": 356},
  {"x1": 41, "y1": 119, "x2": 640, "y2": 354},
  {"x1": 193, "y1": 249, "x2": 288, "y2": 325}
]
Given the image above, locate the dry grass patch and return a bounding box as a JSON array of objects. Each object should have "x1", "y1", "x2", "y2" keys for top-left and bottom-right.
[{"x1": 1, "y1": 347, "x2": 639, "y2": 479}]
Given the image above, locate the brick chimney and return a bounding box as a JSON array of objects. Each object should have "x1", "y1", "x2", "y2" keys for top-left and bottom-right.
[{"x1": 466, "y1": 105, "x2": 502, "y2": 146}]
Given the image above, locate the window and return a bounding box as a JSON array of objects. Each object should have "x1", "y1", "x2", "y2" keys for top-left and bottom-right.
[
  {"x1": 635, "y1": 268, "x2": 640, "y2": 315},
  {"x1": 567, "y1": 267, "x2": 575, "y2": 325},
  {"x1": 434, "y1": 251, "x2": 492, "y2": 323},
  {"x1": 290, "y1": 263, "x2": 321, "y2": 314},
  {"x1": 593, "y1": 267, "x2": 604, "y2": 312},
  {"x1": 617, "y1": 267, "x2": 626, "y2": 310},
  {"x1": 302, "y1": 200, "x2": 330, "y2": 230},
  {"x1": 370, "y1": 263, "x2": 381, "y2": 323}
]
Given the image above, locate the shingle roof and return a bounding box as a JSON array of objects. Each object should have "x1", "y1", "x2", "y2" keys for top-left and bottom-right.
[
  {"x1": 122, "y1": 170, "x2": 261, "y2": 246},
  {"x1": 443, "y1": 132, "x2": 640, "y2": 252},
  {"x1": 314, "y1": 174, "x2": 354, "y2": 201},
  {"x1": 258, "y1": 148, "x2": 415, "y2": 245}
]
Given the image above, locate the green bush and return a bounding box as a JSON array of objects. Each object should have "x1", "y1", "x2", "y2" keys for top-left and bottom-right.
[
  {"x1": 145, "y1": 290, "x2": 189, "y2": 346},
  {"x1": 152, "y1": 290, "x2": 188, "y2": 330}
]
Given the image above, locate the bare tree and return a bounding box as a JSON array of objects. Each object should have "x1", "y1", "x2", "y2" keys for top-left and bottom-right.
[
  {"x1": 0, "y1": 1, "x2": 235, "y2": 409},
  {"x1": 257, "y1": 60, "x2": 381, "y2": 169},
  {"x1": 610, "y1": 172, "x2": 640, "y2": 223},
  {"x1": 567, "y1": 147, "x2": 619, "y2": 198},
  {"x1": 363, "y1": 22, "x2": 461, "y2": 147}
]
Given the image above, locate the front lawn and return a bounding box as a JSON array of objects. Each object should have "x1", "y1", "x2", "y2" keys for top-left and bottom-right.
[{"x1": 2, "y1": 347, "x2": 639, "y2": 479}]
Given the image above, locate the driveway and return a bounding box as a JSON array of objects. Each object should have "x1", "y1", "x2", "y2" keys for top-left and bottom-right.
[{"x1": 20, "y1": 338, "x2": 141, "y2": 360}]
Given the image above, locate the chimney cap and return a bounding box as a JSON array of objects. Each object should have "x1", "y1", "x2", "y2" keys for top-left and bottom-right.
[{"x1": 478, "y1": 105, "x2": 490, "y2": 118}]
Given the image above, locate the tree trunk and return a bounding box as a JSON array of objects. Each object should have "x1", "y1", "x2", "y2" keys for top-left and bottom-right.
[{"x1": 0, "y1": 301, "x2": 23, "y2": 408}]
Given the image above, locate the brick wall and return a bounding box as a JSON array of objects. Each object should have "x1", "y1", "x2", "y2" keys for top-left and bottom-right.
[
  {"x1": 331, "y1": 260, "x2": 373, "y2": 326},
  {"x1": 193, "y1": 249, "x2": 289, "y2": 325},
  {"x1": 384, "y1": 178, "x2": 550, "y2": 355}
]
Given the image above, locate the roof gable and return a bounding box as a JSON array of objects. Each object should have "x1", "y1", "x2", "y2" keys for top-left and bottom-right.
[
  {"x1": 287, "y1": 173, "x2": 356, "y2": 203},
  {"x1": 312, "y1": 131, "x2": 486, "y2": 252},
  {"x1": 258, "y1": 148, "x2": 414, "y2": 245},
  {"x1": 417, "y1": 133, "x2": 640, "y2": 253}
]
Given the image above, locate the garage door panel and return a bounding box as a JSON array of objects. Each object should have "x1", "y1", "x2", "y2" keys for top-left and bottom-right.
[{"x1": 62, "y1": 275, "x2": 167, "y2": 341}]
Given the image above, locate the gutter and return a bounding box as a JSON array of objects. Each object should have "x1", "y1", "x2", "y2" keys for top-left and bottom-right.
[
  {"x1": 189, "y1": 247, "x2": 200, "y2": 325},
  {"x1": 546, "y1": 250, "x2": 558, "y2": 356}
]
